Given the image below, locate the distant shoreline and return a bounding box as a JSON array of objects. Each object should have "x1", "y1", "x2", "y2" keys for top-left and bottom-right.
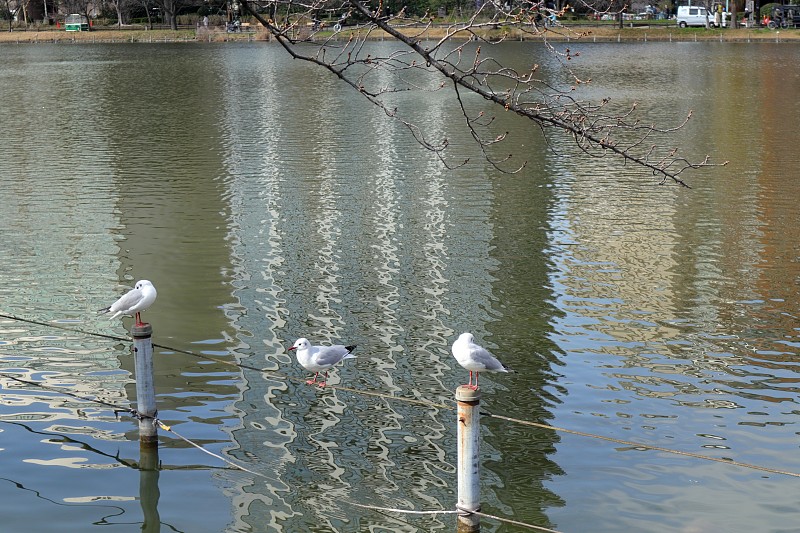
[{"x1": 1, "y1": 26, "x2": 799, "y2": 44}]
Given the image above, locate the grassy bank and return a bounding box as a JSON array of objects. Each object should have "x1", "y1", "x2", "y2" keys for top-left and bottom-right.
[{"x1": 0, "y1": 24, "x2": 798, "y2": 44}]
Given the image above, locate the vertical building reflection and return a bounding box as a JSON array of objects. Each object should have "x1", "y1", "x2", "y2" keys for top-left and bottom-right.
[{"x1": 480, "y1": 113, "x2": 566, "y2": 522}]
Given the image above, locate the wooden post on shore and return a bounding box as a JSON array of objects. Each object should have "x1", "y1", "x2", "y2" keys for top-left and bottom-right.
[
  {"x1": 132, "y1": 323, "x2": 157, "y2": 447},
  {"x1": 456, "y1": 386, "x2": 481, "y2": 532}
]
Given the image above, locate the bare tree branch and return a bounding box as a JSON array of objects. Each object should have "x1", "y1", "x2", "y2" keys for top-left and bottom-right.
[{"x1": 239, "y1": 0, "x2": 725, "y2": 186}]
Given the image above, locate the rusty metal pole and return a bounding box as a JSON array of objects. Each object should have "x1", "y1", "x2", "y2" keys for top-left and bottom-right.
[
  {"x1": 456, "y1": 385, "x2": 481, "y2": 532},
  {"x1": 132, "y1": 323, "x2": 157, "y2": 447}
]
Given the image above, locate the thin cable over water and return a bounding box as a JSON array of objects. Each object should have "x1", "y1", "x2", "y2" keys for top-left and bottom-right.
[
  {"x1": 346, "y1": 501, "x2": 564, "y2": 532},
  {"x1": 154, "y1": 419, "x2": 268, "y2": 479},
  {"x1": 482, "y1": 411, "x2": 800, "y2": 479},
  {"x1": 0, "y1": 374, "x2": 551, "y2": 531},
  {"x1": 3, "y1": 311, "x2": 800, "y2": 479},
  {"x1": 0, "y1": 371, "x2": 270, "y2": 479}
]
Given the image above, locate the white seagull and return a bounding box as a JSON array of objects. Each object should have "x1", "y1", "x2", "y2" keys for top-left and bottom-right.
[
  {"x1": 288, "y1": 338, "x2": 356, "y2": 388},
  {"x1": 98, "y1": 280, "x2": 157, "y2": 327},
  {"x1": 451, "y1": 332, "x2": 510, "y2": 390}
]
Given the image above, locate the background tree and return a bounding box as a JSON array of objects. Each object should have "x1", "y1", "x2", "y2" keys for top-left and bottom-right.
[
  {"x1": 240, "y1": 0, "x2": 717, "y2": 186},
  {"x1": 152, "y1": 0, "x2": 193, "y2": 28},
  {"x1": 20, "y1": 0, "x2": 43, "y2": 25},
  {"x1": 0, "y1": 0, "x2": 28, "y2": 30},
  {"x1": 1, "y1": 0, "x2": 14, "y2": 31},
  {"x1": 104, "y1": 0, "x2": 137, "y2": 26},
  {"x1": 140, "y1": 0, "x2": 157, "y2": 29}
]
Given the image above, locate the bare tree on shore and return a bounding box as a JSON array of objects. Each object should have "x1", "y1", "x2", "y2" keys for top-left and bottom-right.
[
  {"x1": 152, "y1": 0, "x2": 191, "y2": 29},
  {"x1": 2, "y1": 0, "x2": 22, "y2": 31},
  {"x1": 106, "y1": 0, "x2": 134, "y2": 26},
  {"x1": 240, "y1": 0, "x2": 722, "y2": 186}
]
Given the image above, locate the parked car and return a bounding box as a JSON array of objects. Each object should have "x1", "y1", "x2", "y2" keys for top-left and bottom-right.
[{"x1": 677, "y1": 5, "x2": 730, "y2": 28}]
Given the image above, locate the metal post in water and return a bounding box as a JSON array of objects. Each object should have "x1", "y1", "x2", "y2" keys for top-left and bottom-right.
[
  {"x1": 456, "y1": 385, "x2": 481, "y2": 532},
  {"x1": 139, "y1": 442, "x2": 161, "y2": 533},
  {"x1": 132, "y1": 323, "x2": 158, "y2": 447}
]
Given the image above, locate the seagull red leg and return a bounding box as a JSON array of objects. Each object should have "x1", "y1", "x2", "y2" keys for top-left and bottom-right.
[
  {"x1": 318, "y1": 371, "x2": 328, "y2": 388},
  {"x1": 463, "y1": 370, "x2": 474, "y2": 389},
  {"x1": 306, "y1": 372, "x2": 319, "y2": 386}
]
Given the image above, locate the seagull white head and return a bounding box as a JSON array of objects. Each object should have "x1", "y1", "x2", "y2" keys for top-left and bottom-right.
[{"x1": 288, "y1": 338, "x2": 310, "y2": 352}]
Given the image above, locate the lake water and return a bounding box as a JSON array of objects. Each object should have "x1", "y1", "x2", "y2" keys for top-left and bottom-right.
[{"x1": 1, "y1": 40, "x2": 799, "y2": 532}]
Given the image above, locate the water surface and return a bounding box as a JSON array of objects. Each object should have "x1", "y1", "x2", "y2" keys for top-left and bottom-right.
[{"x1": 1, "y1": 41, "x2": 799, "y2": 532}]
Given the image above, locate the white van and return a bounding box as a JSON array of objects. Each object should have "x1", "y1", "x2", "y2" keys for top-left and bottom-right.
[{"x1": 677, "y1": 5, "x2": 710, "y2": 27}]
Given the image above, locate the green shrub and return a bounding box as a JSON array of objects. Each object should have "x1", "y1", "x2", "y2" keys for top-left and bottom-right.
[{"x1": 761, "y1": 2, "x2": 779, "y2": 17}]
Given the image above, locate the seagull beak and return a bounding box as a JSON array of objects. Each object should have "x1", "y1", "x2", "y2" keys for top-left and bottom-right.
[{"x1": 287, "y1": 346, "x2": 296, "y2": 351}]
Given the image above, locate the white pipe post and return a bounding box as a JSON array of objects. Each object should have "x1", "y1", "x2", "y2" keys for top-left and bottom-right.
[
  {"x1": 456, "y1": 385, "x2": 481, "y2": 532},
  {"x1": 132, "y1": 323, "x2": 158, "y2": 447}
]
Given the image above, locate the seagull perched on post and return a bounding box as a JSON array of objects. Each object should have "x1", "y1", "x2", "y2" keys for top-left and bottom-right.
[
  {"x1": 451, "y1": 332, "x2": 510, "y2": 390},
  {"x1": 288, "y1": 338, "x2": 356, "y2": 388},
  {"x1": 98, "y1": 280, "x2": 157, "y2": 327}
]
